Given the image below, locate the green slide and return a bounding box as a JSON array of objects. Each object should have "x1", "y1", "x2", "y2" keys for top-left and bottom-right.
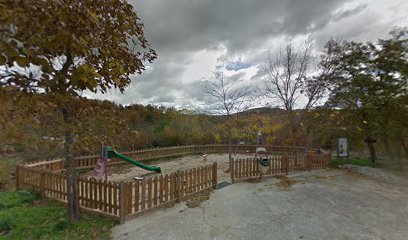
[{"x1": 106, "y1": 147, "x2": 162, "y2": 173}]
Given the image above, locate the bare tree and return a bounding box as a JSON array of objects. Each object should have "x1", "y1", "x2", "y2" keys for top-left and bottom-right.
[
  {"x1": 202, "y1": 57, "x2": 252, "y2": 161},
  {"x1": 264, "y1": 39, "x2": 330, "y2": 146}
]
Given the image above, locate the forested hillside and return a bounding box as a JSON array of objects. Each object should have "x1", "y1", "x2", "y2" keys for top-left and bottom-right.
[
  {"x1": 0, "y1": 87, "x2": 289, "y2": 159},
  {"x1": 1, "y1": 86, "x2": 405, "y2": 161}
]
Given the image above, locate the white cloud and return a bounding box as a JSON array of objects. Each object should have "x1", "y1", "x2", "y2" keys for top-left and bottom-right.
[{"x1": 84, "y1": 0, "x2": 408, "y2": 110}]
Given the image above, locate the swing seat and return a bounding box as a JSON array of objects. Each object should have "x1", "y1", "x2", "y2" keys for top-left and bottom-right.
[{"x1": 256, "y1": 147, "x2": 266, "y2": 153}]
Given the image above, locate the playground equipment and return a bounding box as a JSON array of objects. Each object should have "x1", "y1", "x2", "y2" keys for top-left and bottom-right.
[
  {"x1": 255, "y1": 131, "x2": 268, "y2": 159},
  {"x1": 254, "y1": 131, "x2": 270, "y2": 178},
  {"x1": 93, "y1": 145, "x2": 108, "y2": 181},
  {"x1": 93, "y1": 145, "x2": 162, "y2": 181},
  {"x1": 234, "y1": 139, "x2": 250, "y2": 156},
  {"x1": 234, "y1": 130, "x2": 257, "y2": 156},
  {"x1": 258, "y1": 158, "x2": 270, "y2": 175},
  {"x1": 234, "y1": 131, "x2": 269, "y2": 159}
]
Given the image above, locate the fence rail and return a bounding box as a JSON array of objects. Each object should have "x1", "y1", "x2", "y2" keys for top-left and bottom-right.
[
  {"x1": 22, "y1": 144, "x2": 308, "y2": 172},
  {"x1": 17, "y1": 144, "x2": 330, "y2": 223},
  {"x1": 16, "y1": 162, "x2": 217, "y2": 223},
  {"x1": 230, "y1": 152, "x2": 331, "y2": 182}
]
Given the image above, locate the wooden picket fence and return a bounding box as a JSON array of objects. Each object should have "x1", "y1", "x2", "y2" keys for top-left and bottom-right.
[
  {"x1": 122, "y1": 163, "x2": 217, "y2": 222},
  {"x1": 230, "y1": 152, "x2": 331, "y2": 182},
  {"x1": 16, "y1": 144, "x2": 331, "y2": 223},
  {"x1": 16, "y1": 162, "x2": 217, "y2": 223},
  {"x1": 22, "y1": 144, "x2": 305, "y2": 172}
]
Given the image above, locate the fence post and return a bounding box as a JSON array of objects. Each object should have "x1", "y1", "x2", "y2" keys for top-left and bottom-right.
[
  {"x1": 39, "y1": 171, "x2": 46, "y2": 197},
  {"x1": 213, "y1": 162, "x2": 218, "y2": 189},
  {"x1": 176, "y1": 170, "x2": 181, "y2": 203},
  {"x1": 285, "y1": 154, "x2": 289, "y2": 175},
  {"x1": 230, "y1": 158, "x2": 235, "y2": 184},
  {"x1": 15, "y1": 165, "x2": 21, "y2": 189},
  {"x1": 119, "y1": 181, "x2": 127, "y2": 224},
  {"x1": 326, "y1": 154, "x2": 331, "y2": 168}
]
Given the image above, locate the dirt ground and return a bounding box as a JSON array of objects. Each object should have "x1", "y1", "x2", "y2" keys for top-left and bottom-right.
[
  {"x1": 112, "y1": 167, "x2": 408, "y2": 240},
  {"x1": 104, "y1": 153, "x2": 249, "y2": 182}
]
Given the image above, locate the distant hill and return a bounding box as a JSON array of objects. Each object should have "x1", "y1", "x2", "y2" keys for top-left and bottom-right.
[
  {"x1": 235, "y1": 107, "x2": 285, "y2": 116},
  {"x1": 185, "y1": 107, "x2": 286, "y2": 117},
  {"x1": 240, "y1": 107, "x2": 285, "y2": 114}
]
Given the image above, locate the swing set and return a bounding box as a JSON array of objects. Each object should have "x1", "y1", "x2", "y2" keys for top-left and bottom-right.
[{"x1": 234, "y1": 131, "x2": 268, "y2": 159}]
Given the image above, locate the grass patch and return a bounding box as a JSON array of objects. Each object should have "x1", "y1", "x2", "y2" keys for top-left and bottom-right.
[
  {"x1": 331, "y1": 158, "x2": 373, "y2": 167},
  {"x1": 0, "y1": 190, "x2": 115, "y2": 239}
]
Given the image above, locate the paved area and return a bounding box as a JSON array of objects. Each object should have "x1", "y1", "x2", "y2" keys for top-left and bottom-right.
[{"x1": 112, "y1": 168, "x2": 408, "y2": 240}]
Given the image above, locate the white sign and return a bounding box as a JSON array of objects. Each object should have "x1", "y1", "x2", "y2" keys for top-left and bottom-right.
[{"x1": 338, "y1": 138, "x2": 348, "y2": 157}]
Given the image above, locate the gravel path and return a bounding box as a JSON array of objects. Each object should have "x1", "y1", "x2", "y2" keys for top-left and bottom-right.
[{"x1": 112, "y1": 168, "x2": 408, "y2": 240}]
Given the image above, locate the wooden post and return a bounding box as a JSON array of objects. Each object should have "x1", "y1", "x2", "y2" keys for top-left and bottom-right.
[
  {"x1": 285, "y1": 154, "x2": 289, "y2": 175},
  {"x1": 159, "y1": 175, "x2": 163, "y2": 204},
  {"x1": 213, "y1": 162, "x2": 218, "y2": 189},
  {"x1": 103, "y1": 180, "x2": 108, "y2": 212},
  {"x1": 127, "y1": 182, "x2": 132, "y2": 213},
  {"x1": 16, "y1": 165, "x2": 21, "y2": 189},
  {"x1": 327, "y1": 154, "x2": 331, "y2": 168},
  {"x1": 230, "y1": 158, "x2": 235, "y2": 184},
  {"x1": 141, "y1": 178, "x2": 146, "y2": 210},
  {"x1": 304, "y1": 154, "x2": 308, "y2": 171},
  {"x1": 200, "y1": 166, "x2": 204, "y2": 190},
  {"x1": 188, "y1": 170, "x2": 192, "y2": 194},
  {"x1": 135, "y1": 181, "x2": 140, "y2": 212},
  {"x1": 250, "y1": 158, "x2": 254, "y2": 176},
  {"x1": 147, "y1": 178, "x2": 152, "y2": 208},
  {"x1": 164, "y1": 175, "x2": 169, "y2": 202},
  {"x1": 119, "y1": 181, "x2": 127, "y2": 224},
  {"x1": 180, "y1": 171, "x2": 185, "y2": 199},
  {"x1": 39, "y1": 171, "x2": 46, "y2": 197},
  {"x1": 192, "y1": 169, "x2": 197, "y2": 192},
  {"x1": 176, "y1": 170, "x2": 181, "y2": 203}
]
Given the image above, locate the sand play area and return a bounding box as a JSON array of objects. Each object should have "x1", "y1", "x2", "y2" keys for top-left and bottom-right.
[{"x1": 100, "y1": 153, "x2": 250, "y2": 182}]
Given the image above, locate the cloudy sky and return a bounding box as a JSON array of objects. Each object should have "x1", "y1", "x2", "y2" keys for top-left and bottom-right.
[{"x1": 84, "y1": 0, "x2": 407, "y2": 110}]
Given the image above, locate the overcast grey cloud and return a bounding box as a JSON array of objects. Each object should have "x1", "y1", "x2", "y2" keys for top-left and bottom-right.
[{"x1": 84, "y1": 0, "x2": 408, "y2": 109}]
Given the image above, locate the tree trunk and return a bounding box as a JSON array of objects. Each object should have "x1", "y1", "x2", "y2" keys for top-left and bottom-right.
[
  {"x1": 400, "y1": 137, "x2": 408, "y2": 160},
  {"x1": 228, "y1": 128, "x2": 232, "y2": 161},
  {"x1": 62, "y1": 106, "x2": 81, "y2": 223},
  {"x1": 291, "y1": 126, "x2": 298, "y2": 166},
  {"x1": 362, "y1": 115, "x2": 377, "y2": 164},
  {"x1": 225, "y1": 114, "x2": 232, "y2": 162},
  {"x1": 291, "y1": 127, "x2": 298, "y2": 146},
  {"x1": 366, "y1": 137, "x2": 377, "y2": 164}
]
